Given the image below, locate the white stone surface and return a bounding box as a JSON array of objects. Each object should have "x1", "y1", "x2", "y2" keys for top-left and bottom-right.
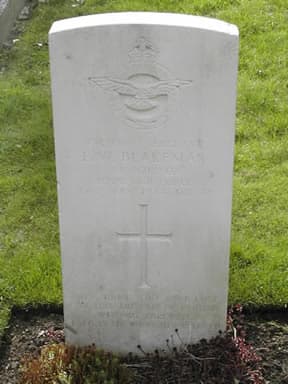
[{"x1": 49, "y1": 12, "x2": 239, "y2": 353}]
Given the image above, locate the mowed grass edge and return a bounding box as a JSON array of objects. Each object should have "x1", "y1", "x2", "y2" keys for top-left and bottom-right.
[{"x1": 0, "y1": 0, "x2": 288, "y2": 337}]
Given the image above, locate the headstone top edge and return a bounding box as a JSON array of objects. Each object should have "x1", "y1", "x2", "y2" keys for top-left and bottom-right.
[{"x1": 49, "y1": 12, "x2": 238, "y2": 37}]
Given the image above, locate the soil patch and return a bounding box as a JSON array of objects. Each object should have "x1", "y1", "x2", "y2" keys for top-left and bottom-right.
[{"x1": 0, "y1": 310, "x2": 288, "y2": 383}]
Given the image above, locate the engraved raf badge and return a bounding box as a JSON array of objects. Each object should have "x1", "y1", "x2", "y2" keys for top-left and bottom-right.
[{"x1": 89, "y1": 37, "x2": 193, "y2": 129}]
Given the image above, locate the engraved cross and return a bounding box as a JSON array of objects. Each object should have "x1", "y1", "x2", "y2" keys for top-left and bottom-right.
[{"x1": 116, "y1": 204, "x2": 172, "y2": 289}]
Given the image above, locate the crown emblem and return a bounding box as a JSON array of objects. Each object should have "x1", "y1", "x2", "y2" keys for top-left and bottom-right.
[
  {"x1": 89, "y1": 36, "x2": 193, "y2": 129},
  {"x1": 128, "y1": 37, "x2": 158, "y2": 63}
]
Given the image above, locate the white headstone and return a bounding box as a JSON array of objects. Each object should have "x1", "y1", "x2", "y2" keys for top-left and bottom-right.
[{"x1": 49, "y1": 12, "x2": 238, "y2": 353}]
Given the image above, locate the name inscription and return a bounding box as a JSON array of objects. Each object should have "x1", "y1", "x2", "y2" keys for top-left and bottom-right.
[{"x1": 73, "y1": 136, "x2": 214, "y2": 196}]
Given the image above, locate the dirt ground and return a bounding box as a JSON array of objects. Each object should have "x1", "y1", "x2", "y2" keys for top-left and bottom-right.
[{"x1": 0, "y1": 310, "x2": 288, "y2": 384}]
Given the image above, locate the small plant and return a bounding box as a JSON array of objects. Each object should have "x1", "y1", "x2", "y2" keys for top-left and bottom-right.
[
  {"x1": 227, "y1": 304, "x2": 265, "y2": 384},
  {"x1": 19, "y1": 306, "x2": 264, "y2": 383},
  {"x1": 19, "y1": 343, "x2": 132, "y2": 384},
  {"x1": 124, "y1": 305, "x2": 265, "y2": 384}
]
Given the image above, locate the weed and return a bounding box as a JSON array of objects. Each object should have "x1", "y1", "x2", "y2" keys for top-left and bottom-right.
[{"x1": 19, "y1": 343, "x2": 132, "y2": 384}]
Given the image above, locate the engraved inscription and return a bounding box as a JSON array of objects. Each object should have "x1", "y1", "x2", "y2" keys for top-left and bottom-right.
[
  {"x1": 82, "y1": 148, "x2": 203, "y2": 164},
  {"x1": 79, "y1": 137, "x2": 207, "y2": 196},
  {"x1": 88, "y1": 37, "x2": 193, "y2": 129},
  {"x1": 116, "y1": 204, "x2": 172, "y2": 288},
  {"x1": 79, "y1": 294, "x2": 223, "y2": 332}
]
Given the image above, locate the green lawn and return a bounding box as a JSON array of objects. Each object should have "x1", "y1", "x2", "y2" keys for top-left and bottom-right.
[{"x1": 0, "y1": 0, "x2": 288, "y2": 335}]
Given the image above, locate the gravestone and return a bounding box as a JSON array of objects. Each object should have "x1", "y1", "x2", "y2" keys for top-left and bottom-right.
[{"x1": 49, "y1": 12, "x2": 239, "y2": 353}]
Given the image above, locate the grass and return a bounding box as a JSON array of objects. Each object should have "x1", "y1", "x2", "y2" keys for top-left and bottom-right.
[{"x1": 0, "y1": 0, "x2": 288, "y2": 337}]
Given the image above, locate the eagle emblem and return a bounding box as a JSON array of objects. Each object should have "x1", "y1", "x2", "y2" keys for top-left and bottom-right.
[{"x1": 89, "y1": 38, "x2": 193, "y2": 129}]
